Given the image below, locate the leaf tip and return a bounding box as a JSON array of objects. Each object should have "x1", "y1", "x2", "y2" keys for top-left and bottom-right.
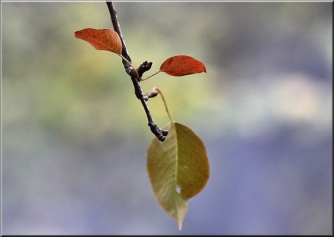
[
  {"x1": 178, "y1": 220, "x2": 183, "y2": 231},
  {"x1": 74, "y1": 30, "x2": 80, "y2": 38}
]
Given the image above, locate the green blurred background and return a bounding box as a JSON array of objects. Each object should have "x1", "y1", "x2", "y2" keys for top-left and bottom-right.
[{"x1": 2, "y1": 2, "x2": 332, "y2": 235}]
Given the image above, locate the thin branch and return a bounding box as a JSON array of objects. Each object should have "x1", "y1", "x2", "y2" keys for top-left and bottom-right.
[
  {"x1": 106, "y1": 1, "x2": 168, "y2": 142},
  {"x1": 106, "y1": 1, "x2": 131, "y2": 72}
]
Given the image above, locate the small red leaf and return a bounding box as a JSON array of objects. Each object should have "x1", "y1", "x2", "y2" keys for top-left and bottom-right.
[
  {"x1": 75, "y1": 28, "x2": 122, "y2": 55},
  {"x1": 160, "y1": 55, "x2": 207, "y2": 77}
]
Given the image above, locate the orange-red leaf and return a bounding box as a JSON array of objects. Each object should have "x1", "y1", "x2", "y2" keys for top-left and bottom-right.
[
  {"x1": 160, "y1": 55, "x2": 207, "y2": 77},
  {"x1": 74, "y1": 28, "x2": 122, "y2": 55}
]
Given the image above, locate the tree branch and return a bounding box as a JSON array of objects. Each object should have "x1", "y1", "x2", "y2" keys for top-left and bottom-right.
[{"x1": 106, "y1": 1, "x2": 168, "y2": 142}]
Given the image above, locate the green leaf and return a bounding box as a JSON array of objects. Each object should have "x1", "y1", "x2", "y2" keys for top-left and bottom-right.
[{"x1": 147, "y1": 122, "x2": 210, "y2": 230}]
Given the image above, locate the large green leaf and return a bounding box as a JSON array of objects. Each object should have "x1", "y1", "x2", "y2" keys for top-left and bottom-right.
[{"x1": 147, "y1": 122, "x2": 210, "y2": 230}]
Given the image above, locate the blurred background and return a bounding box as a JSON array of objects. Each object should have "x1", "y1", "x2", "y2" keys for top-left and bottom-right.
[{"x1": 2, "y1": 1, "x2": 332, "y2": 235}]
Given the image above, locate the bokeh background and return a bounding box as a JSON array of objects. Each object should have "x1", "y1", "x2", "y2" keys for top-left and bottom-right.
[{"x1": 2, "y1": 1, "x2": 332, "y2": 235}]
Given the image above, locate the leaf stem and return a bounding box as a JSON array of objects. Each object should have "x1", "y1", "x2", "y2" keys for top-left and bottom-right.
[
  {"x1": 141, "y1": 71, "x2": 161, "y2": 81},
  {"x1": 152, "y1": 87, "x2": 174, "y2": 123}
]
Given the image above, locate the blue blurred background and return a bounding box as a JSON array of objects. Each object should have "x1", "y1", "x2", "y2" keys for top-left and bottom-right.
[{"x1": 2, "y1": 2, "x2": 332, "y2": 235}]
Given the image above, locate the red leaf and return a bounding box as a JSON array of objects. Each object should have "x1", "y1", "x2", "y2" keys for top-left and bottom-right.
[
  {"x1": 160, "y1": 55, "x2": 207, "y2": 77},
  {"x1": 74, "y1": 28, "x2": 122, "y2": 55}
]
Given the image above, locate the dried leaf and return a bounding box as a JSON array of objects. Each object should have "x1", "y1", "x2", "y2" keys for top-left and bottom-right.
[
  {"x1": 147, "y1": 122, "x2": 210, "y2": 230},
  {"x1": 160, "y1": 55, "x2": 207, "y2": 77},
  {"x1": 74, "y1": 28, "x2": 122, "y2": 55}
]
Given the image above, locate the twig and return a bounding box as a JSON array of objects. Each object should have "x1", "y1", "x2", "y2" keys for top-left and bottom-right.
[{"x1": 106, "y1": 1, "x2": 168, "y2": 142}]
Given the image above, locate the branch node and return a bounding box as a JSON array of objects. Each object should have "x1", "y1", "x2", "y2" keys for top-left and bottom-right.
[
  {"x1": 149, "y1": 122, "x2": 168, "y2": 142},
  {"x1": 143, "y1": 92, "x2": 158, "y2": 101},
  {"x1": 137, "y1": 61, "x2": 153, "y2": 79}
]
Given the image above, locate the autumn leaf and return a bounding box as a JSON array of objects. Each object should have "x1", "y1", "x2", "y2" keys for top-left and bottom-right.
[
  {"x1": 147, "y1": 122, "x2": 210, "y2": 230},
  {"x1": 159, "y1": 55, "x2": 207, "y2": 77},
  {"x1": 74, "y1": 28, "x2": 122, "y2": 55}
]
